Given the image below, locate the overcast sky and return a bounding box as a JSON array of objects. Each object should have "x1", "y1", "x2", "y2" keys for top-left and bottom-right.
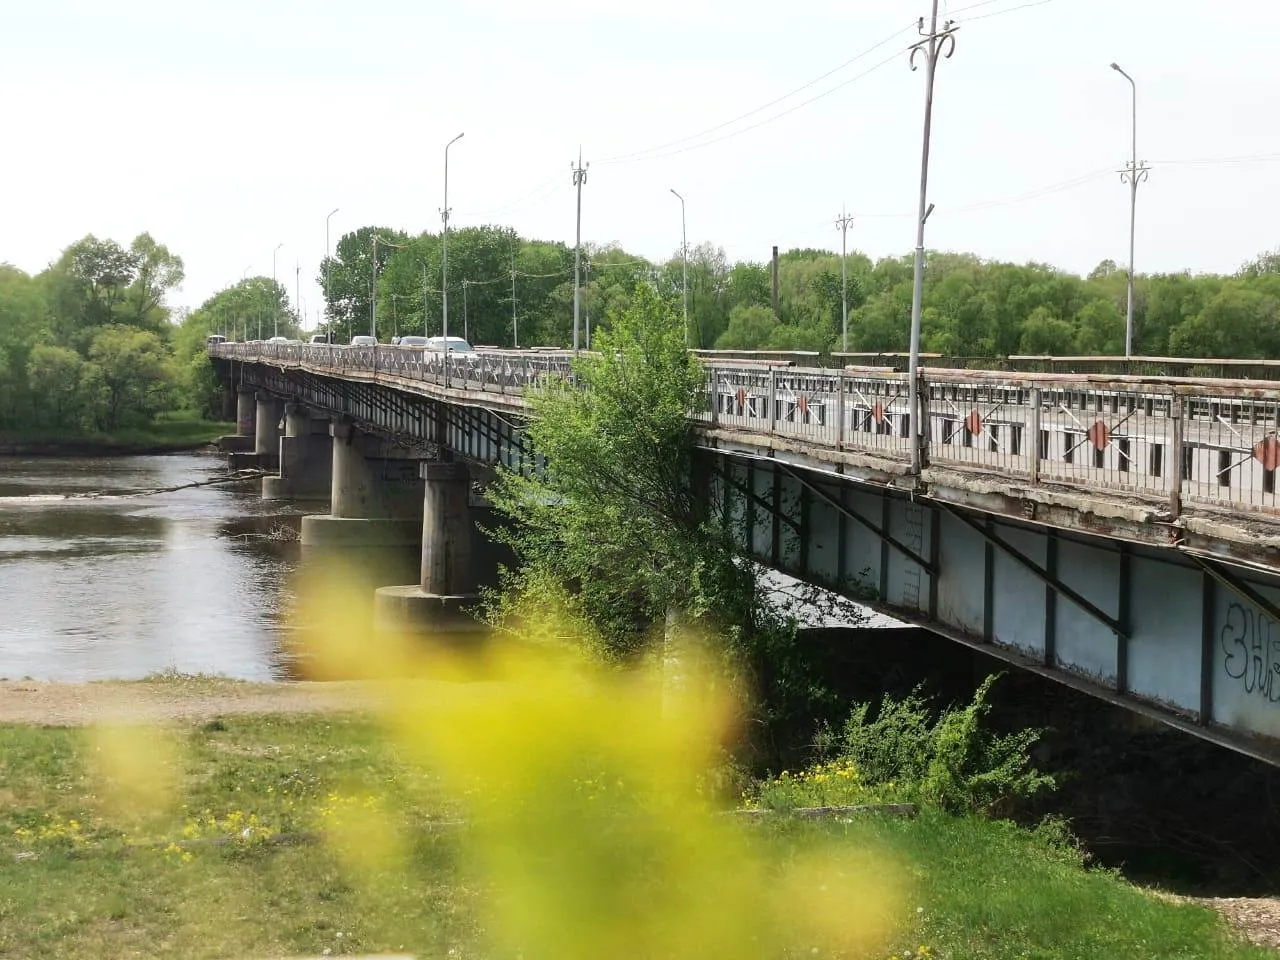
[{"x1": 3, "y1": 0, "x2": 1278, "y2": 324}]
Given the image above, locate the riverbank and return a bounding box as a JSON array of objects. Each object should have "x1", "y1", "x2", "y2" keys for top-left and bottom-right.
[
  {"x1": 0, "y1": 677, "x2": 1272, "y2": 959},
  {"x1": 0, "y1": 413, "x2": 232, "y2": 457}
]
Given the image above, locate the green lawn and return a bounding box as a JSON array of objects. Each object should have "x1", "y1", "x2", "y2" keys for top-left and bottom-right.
[{"x1": 0, "y1": 713, "x2": 1265, "y2": 960}]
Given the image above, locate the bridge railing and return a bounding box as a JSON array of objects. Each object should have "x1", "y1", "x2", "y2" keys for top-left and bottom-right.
[{"x1": 211, "y1": 342, "x2": 1280, "y2": 514}]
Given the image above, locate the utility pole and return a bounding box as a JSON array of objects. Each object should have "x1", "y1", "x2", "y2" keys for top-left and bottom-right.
[
  {"x1": 442, "y1": 132, "x2": 464, "y2": 381},
  {"x1": 325, "y1": 207, "x2": 339, "y2": 338},
  {"x1": 906, "y1": 2, "x2": 958, "y2": 474},
  {"x1": 371, "y1": 234, "x2": 379, "y2": 340},
  {"x1": 462, "y1": 280, "x2": 469, "y2": 343},
  {"x1": 511, "y1": 253, "x2": 519, "y2": 348},
  {"x1": 1111, "y1": 62, "x2": 1148, "y2": 359},
  {"x1": 572, "y1": 148, "x2": 589, "y2": 353},
  {"x1": 272, "y1": 242, "x2": 283, "y2": 337},
  {"x1": 669, "y1": 188, "x2": 688, "y2": 346},
  {"x1": 836, "y1": 208, "x2": 855, "y2": 352},
  {"x1": 294, "y1": 262, "x2": 301, "y2": 335},
  {"x1": 421, "y1": 261, "x2": 430, "y2": 336},
  {"x1": 771, "y1": 245, "x2": 780, "y2": 320}
]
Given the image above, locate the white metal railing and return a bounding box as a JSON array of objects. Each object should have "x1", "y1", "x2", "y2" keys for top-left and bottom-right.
[{"x1": 211, "y1": 342, "x2": 1280, "y2": 515}]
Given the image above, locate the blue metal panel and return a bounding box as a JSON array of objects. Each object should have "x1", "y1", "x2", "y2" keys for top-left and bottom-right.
[
  {"x1": 991, "y1": 521, "x2": 1048, "y2": 660},
  {"x1": 1212, "y1": 579, "x2": 1280, "y2": 739},
  {"x1": 886, "y1": 499, "x2": 928, "y2": 614},
  {"x1": 843, "y1": 490, "x2": 885, "y2": 597},
  {"x1": 1055, "y1": 538, "x2": 1119, "y2": 684},
  {"x1": 935, "y1": 510, "x2": 986, "y2": 638},
  {"x1": 750, "y1": 463, "x2": 772, "y2": 560},
  {"x1": 1127, "y1": 552, "x2": 1202, "y2": 714},
  {"x1": 778, "y1": 472, "x2": 804, "y2": 574},
  {"x1": 805, "y1": 483, "x2": 842, "y2": 586}
]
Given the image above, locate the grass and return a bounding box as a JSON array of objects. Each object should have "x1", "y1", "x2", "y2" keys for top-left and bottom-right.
[
  {"x1": 0, "y1": 711, "x2": 1268, "y2": 960},
  {"x1": 0, "y1": 409, "x2": 232, "y2": 453}
]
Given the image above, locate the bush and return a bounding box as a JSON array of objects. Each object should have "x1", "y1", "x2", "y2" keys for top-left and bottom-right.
[{"x1": 840, "y1": 674, "x2": 1054, "y2": 815}]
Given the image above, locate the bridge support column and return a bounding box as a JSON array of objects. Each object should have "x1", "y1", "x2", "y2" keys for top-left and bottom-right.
[
  {"x1": 252, "y1": 392, "x2": 284, "y2": 470},
  {"x1": 374, "y1": 460, "x2": 486, "y2": 641},
  {"x1": 299, "y1": 421, "x2": 425, "y2": 550},
  {"x1": 219, "y1": 383, "x2": 236, "y2": 422},
  {"x1": 263, "y1": 404, "x2": 334, "y2": 501},
  {"x1": 217, "y1": 387, "x2": 256, "y2": 454}
]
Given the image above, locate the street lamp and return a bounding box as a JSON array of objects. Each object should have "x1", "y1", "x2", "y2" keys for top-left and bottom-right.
[
  {"x1": 325, "y1": 208, "x2": 339, "y2": 341},
  {"x1": 271, "y1": 242, "x2": 283, "y2": 337},
  {"x1": 669, "y1": 188, "x2": 688, "y2": 346},
  {"x1": 1111, "y1": 62, "x2": 1148, "y2": 359},
  {"x1": 442, "y1": 132, "x2": 464, "y2": 381}
]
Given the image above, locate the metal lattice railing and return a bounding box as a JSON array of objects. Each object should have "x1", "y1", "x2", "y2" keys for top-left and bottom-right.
[{"x1": 210, "y1": 343, "x2": 1280, "y2": 515}]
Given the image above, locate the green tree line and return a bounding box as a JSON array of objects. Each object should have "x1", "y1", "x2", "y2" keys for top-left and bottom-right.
[
  {"x1": 7, "y1": 226, "x2": 1280, "y2": 436},
  {"x1": 0, "y1": 234, "x2": 299, "y2": 433},
  {"x1": 321, "y1": 224, "x2": 1280, "y2": 359}
]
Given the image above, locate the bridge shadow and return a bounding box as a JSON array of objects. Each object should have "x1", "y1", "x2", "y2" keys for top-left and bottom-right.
[{"x1": 798, "y1": 624, "x2": 1280, "y2": 896}]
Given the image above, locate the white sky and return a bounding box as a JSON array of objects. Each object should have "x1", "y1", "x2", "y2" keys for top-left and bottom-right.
[{"x1": 3, "y1": 0, "x2": 1279, "y2": 326}]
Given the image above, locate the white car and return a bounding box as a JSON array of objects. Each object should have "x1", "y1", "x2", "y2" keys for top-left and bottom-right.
[{"x1": 425, "y1": 336, "x2": 475, "y2": 354}]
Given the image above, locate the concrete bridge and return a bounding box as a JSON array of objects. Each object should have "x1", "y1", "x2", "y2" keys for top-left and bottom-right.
[{"x1": 210, "y1": 342, "x2": 1280, "y2": 764}]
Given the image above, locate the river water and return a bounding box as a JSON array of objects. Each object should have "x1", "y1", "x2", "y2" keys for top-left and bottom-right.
[{"x1": 0, "y1": 453, "x2": 305, "y2": 681}]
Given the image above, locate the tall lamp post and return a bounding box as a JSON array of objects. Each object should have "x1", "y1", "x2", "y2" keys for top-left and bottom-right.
[
  {"x1": 572, "y1": 149, "x2": 588, "y2": 353},
  {"x1": 1111, "y1": 62, "x2": 1148, "y2": 359},
  {"x1": 271, "y1": 242, "x2": 283, "y2": 338},
  {"x1": 906, "y1": 2, "x2": 957, "y2": 474},
  {"x1": 442, "y1": 132, "x2": 464, "y2": 381},
  {"x1": 669, "y1": 188, "x2": 688, "y2": 346},
  {"x1": 325, "y1": 207, "x2": 339, "y2": 342}
]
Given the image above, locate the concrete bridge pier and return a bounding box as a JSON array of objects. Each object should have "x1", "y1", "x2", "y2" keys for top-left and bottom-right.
[
  {"x1": 228, "y1": 391, "x2": 282, "y2": 470},
  {"x1": 299, "y1": 421, "x2": 425, "y2": 552},
  {"x1": 219, "y1": 383, "x2": 236, "y2": 422},
  {"x1": 374, "y1": 460, "x2": 487, "y2": 642},
  {"x1": 252, "y1": 392, "x2": 284, "y2": 470},
  {"x1": 216, "y1": 387, "x2": 256, "y2": 455},
  {"x1": 262, "y1": 403, "x2": 333, "y2": 501}
]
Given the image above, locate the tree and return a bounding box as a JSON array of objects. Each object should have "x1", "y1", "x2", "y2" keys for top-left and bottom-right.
[
  {"x1": 1170, "y1": 286, "x2": 1280, "y2": 359},
  {"x1": 0, "y1": 265, "x2": 48, "y2": 427},
  {"x1": 123, "y1": 233, "x2": 184, "y2": 330},
  {"x1": 83, "y1": 326, "x2": 172, "y2": 430},
  {"x1": 487, "y1": 284, "x2": 860, "y2": 761},
  {"x1": 716, "y1": 304, "x2": 778, "y2": 350},
  {"x1": 27, "y1": 345, "x2": 88, "y2": 429}
]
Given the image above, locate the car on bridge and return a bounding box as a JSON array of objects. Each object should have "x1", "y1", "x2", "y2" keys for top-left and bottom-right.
[
  {"x1": 349, "y1": 335, "x2": 377, "y2": 347},
  {"x1": 425, "y1": 336, "x2": 474, "y2": 354},
  {"x1": 397, "y1": 335, "x2": 430, "y2": 348}
]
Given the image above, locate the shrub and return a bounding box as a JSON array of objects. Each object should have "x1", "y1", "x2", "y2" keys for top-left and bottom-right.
[{"x1": 840, "y1": 674, "x2": 1054, "y2": 815}]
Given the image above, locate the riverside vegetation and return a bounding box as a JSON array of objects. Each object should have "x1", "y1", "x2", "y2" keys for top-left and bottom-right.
[{"x1": 1, "y1": 275, "x2": 1272, "y2": 957}]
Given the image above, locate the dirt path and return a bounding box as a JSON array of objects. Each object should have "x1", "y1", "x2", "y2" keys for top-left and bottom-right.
[
  {"x1": 1187, "y1": 896, "x2": 1280, "y2": 953},
  {"x1": 0, "y1": 677, "x2": 380, "y2": 726}
]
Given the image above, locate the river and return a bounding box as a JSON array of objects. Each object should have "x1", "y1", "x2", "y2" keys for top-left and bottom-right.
[{"x1": 0, "y1": 453, "x2": 305, "y2": 682}]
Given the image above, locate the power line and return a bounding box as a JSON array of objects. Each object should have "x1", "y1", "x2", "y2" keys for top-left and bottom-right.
[
  {"x1": 960, "y1": 0, "x2": 1055, "y2": 23},
  {"x1": 604, "y1": 43, "x2": 913, "y2": 165},
  {"x1": 1151, "y1": 152, "x2": 1280, "y2": 167},
  {"x1": 598, "y1": 22, "x2": 917, "y2": 165}
]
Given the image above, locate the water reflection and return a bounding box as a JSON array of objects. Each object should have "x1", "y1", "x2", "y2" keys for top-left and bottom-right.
[{"x1": 0, "y1": 454, "x2": 310, "y2": 682}]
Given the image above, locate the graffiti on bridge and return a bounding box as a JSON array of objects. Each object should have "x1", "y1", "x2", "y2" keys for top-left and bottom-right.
[{"x1": 1221, "y1": 601, "x2": 1280, "y2": 703}]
